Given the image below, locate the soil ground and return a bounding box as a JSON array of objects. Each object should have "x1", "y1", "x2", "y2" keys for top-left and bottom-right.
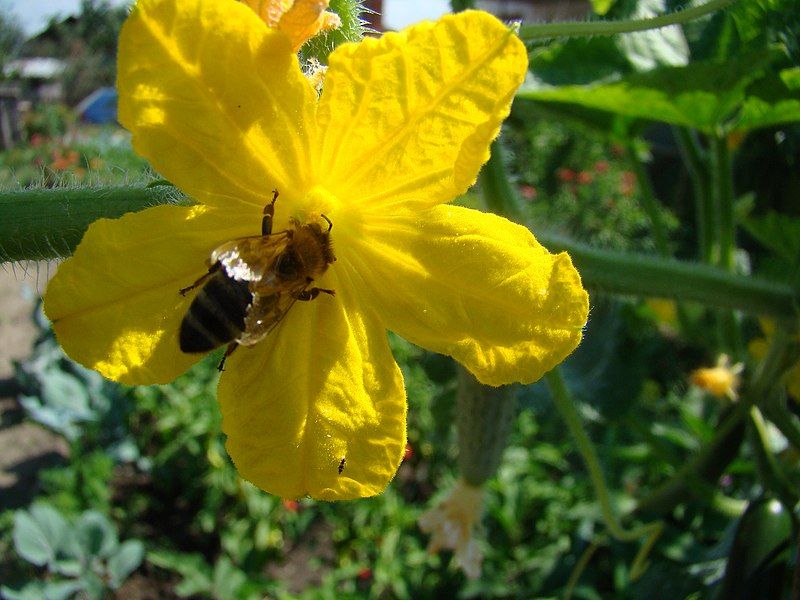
[{"x1": 0, "y1": 265, "x2": 68, "y2": 511}]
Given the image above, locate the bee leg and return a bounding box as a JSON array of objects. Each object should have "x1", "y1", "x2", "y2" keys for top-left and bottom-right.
[
  {"x1": 217, "y1": 342, "x2": 238, "y2": 372},
  {"x1": 262, "y1": 189, "x2": 280, "y2": 236},
  {"x1": 179, "y1": 262, "x2": 221, "y2": 296},
  {"x1": 296, "y1": 288, "x2": 335, "y2": 301}
]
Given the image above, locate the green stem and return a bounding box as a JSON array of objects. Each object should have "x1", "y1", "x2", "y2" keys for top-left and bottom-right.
[
  {"x1": 712, "y1": 135, "x2": 735, "y2": 272},
  {"x1": 546, "y1": 368, "x2": 662, "y2": 579},
  {"x1": 518, "y1": 0, "x2": 738, "y2": 42},
  {"x1": 536, "y1": 231, "x2": 797, "y2": 319},
  {"x1": 626, "y1": 142, "x2": 669, "y2": 257},
  {"x1": 565, "y1": 540, "x2": 604, "y2": 600},
  {"x1": 708, "y1": 134, "x2": 744, "y2": 354},
  {"x1": 711, "y1": 493, "x2": 748, "y2": 517},
  {"x1": 479, "y1": 148, "x2": 799, "y2": 319},
  {"x1": 757, "y1": 323, "x2": 800, "y2": 452},
  {"x1": 546, "y1": 369, "x2": 621, "y2": 537},
  {"x1": 0, "y1": 185, "x2": 186, "y2": 262},
  {"x1": 4, "y1": 175, "x2": 798, "y2": 321},
  {"x1": 749, "y1": 406, "x2": 798, "y2": 506},
  {"x1": 634, "y1": 403, "x2": 747, "y2": 516},
  {"x1": 764, "y1": 401, "x2": 800, "y2": 454},
  {"x1": 672, "y1": 127, "x2": 712, "y2": 262}
]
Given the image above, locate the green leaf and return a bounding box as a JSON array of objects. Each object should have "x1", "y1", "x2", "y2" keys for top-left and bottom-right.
[
  {"x1": 614, "y1": 0, "x2": 689, "y2": 71},
  {"x1": 741, "y1": 211, "x2": 800, "y2": 263},
  {"x1": 719, "y1": 497, "x2": 793, "y2": 598},
  {"x1": 682, "y1": 6, "x2": 741, "y2": 62},
  {"x1": 782, "y1": 67, "x2": 800, "y2": 89},
  {"x1": 590, "y1": 0, "x2": 616, "y2": 15},
  {"x1": 76, "y1": 573, "x2": 105, "y2": 600},
  {"x1": 729, "y1": 0, "x2": 796, "y2": 49},
  {"x1": 1, "y1": 582, "x2": 48, "y2": 600},
  {"x1": 520, "y1": 49, "x2": 780, "y2": 133},
  {"x1": 71, "y1": 511, "x2": 118, "y2": 561},
  {"x1": 13, "y1": 505, "x2": 67, "y2": 567},
  {"x1": 148, "y1": 550, "x2": 212, "y2": 597},
  {"x1": 211, "y1": 556, "x2": 249, "y2": 600},
  {"x1": 736, "y1": 68, "x2": 800, "y2": 131},
  {"x1": 19, "y1": 367, "x2": 97, "y2": 440},
  {"x1": 528, "y1": 36, "x2": 631, "y2": 87},
  {"x1": 522, "y1": 99, "x2": 639, "y2": 141},
  {"x1": 107, "y1": 540, "x2": 145, "y2": 589},
  {"x1": 52, "y1": 558, "x2": 83, "y2": 577},
  {"x1": 42, "y1": 580, "x2": 86, "y2": 600}
]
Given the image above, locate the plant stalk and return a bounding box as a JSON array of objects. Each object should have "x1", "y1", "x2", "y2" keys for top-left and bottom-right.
[
  {"x1": 626, "y1": 142, "x2": 670, "y2": 257},
  {"x1": 673, "y1": 128, "x2": 714, "y2": 262},
  {"x1": 478, "y1": 148, "x2": 798, "y2": 319},
  {"x1": 546, "y1": 368, "x2": 662, "y2": 580},
  {"x1": 634, "y1": 403, "x2": 747, "y2": 516},
  {"x1": 0, "y1": 185, "x2": 186, "y2": 262},
  {"x1": 518, "y1": 0, "x2": 738, "y2": 42}
]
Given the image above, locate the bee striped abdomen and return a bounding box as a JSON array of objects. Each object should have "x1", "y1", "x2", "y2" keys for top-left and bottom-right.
[{"x1": 179, "y1": 269, "x2": 253, "y2": 353}]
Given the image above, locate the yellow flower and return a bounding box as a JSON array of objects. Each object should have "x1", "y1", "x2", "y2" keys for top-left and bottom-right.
[
  {"x1": 242, "y1": 0, "x2": 341, "y2": 51},
  {"x1": 43, "y1": 0, "x2": 589, "y2": 500},
  {"x1": 691, "y1": 354, "x2": 744, "y2": 400},
  {"x1": 418, "y1": 479, "x2": 486, "y2": 579},
  {"x1": 644, "y1": 298, "x2": 677, "y2": 328}
]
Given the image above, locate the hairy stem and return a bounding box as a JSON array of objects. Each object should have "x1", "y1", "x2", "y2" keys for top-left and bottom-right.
[
  {"x1": 518, "y1": 0, "x2": 738, "y2": 42},
  {"x1": 479, "y1": 149, "x2": 799, "y2": 319},
  {"x1": 0, "y1": 185, "x2": 186, "y2": 262}
]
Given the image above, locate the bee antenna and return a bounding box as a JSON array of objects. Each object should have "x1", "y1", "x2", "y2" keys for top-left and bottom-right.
[{"x1": 321, "y1": 214, "x2": 333, "y2": 233}]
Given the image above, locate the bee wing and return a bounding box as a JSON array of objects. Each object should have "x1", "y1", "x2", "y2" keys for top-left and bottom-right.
[
  {"x1": 211, "y1": 233, "x2": 291, "y2": 283},
  {"x1": 238, "y1": 283, "x2": 308, "y2": 346}
]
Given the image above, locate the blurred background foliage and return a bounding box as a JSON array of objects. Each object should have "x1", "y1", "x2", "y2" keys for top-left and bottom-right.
[{"x1": 0, "y1": 0, "x2": 799, "y2": 598}]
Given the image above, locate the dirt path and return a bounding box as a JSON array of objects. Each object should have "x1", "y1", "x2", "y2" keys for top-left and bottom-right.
[{"x1": 0, "y1": 265, "x2": 68, "y2": 510}]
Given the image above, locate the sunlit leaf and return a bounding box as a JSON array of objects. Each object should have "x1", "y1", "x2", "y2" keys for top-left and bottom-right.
[
  {"x1": 520, "y1": 49, "x2": 781, "y2": 133},
  {"x1": 614, "y1": 0, "x2": 688, "y2": 71},
  {"x1": 590, "y1": 0, "x2": 616, "y2": 15}
]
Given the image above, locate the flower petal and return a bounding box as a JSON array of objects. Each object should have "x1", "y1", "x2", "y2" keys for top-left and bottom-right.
[
  {"x1": 316, "y1": 10, "x2": 527, "y2": 210},
  {"x1": 219, "y1": 272, "x2": 406, "y2": 500},
  {"x1": 241, "y1": 0, "x2": 292, "y2": 27},
  {"x1": 341, "y1": 205, "x2": 589, "y2": 386},
  {"x1": 118, "y1": 0, "x2": 319, "y2": 210},
  {"x1": 43, "y1": 205, "x2": 252, "y2": 385},
  {"x1": 279, "y1": 0, "x2": 341, "y2": 52}
]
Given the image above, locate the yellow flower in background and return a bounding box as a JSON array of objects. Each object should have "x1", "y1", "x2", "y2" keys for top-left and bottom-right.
[
  {"x1": 242, "y1": 0, "x2": 341, "y2": 51},
  {"x1": 691, "y1": 354, "x2": 744, "y2": 400},
  {"x1": 43, "y1": 0, "x2": 589, "y2": 500}
]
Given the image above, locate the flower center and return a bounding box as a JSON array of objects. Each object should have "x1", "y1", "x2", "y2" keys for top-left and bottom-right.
[{"x1": 292, "y1": 185, "x2": 362, "y2": 241}]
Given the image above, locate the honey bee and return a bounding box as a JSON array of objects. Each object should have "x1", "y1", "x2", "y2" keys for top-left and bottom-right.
[{"x1": 178, "y1": 190, "x2": 336, "y2": 369}]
